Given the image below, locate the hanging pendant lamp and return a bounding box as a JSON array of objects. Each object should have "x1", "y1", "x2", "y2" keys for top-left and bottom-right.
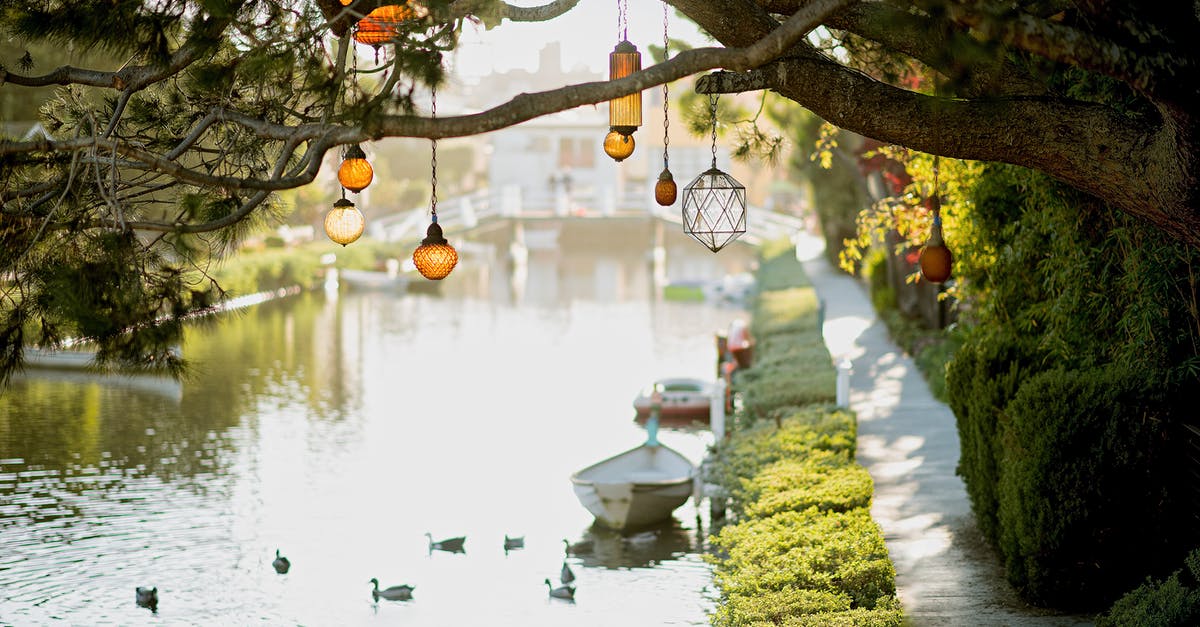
[
  {"x1": 325, "y1": 197, "x2": 365, "y2": 246},
  {"x1": 604, "y1": 0, "x2": 641, "y2": 162},
  {"x1": 654, "y1": 2, "x2": 676, "y2": 206},
  {"x1": 681, "y1": 94, "x2": 746, "y2": 252},
  {"x1": 412, "y1": 88, "x2": 458, "y2": 280},
  {"x1": 338, "y1": 144, "x2": 373, "y2": 193},
  {"x1": 918, "y1": 157, "x2": 953, "y2": 283},
  {"x1": 353, "y1": 4, "x2": 423, "y2": 46}
]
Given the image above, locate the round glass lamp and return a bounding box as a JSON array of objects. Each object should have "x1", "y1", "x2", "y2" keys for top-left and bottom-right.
[
  {"x1": 325, "y1": 198, "x2": 365, "y2": 246},
  {"x1": 681, "y1": 168, "x2": 747, "y2": 253},
  {"x1": 353, "y1": 4, "x2": 422, "y2": 45},
  {"x1": 603, "y1": 130, "x2": 634, "y2": 162},
  {"x1": 337, "y1": 144, "x2": 373, "y2": 193},
  {"x1": 919, "y1": 216, "x2": 953, "y2": 283},
  {"x1": 412, "y1": 216, "x2": 458, "y2": 280},
  {"x1": 654, "y1": 168, "x2": 677, "y2": 206}
]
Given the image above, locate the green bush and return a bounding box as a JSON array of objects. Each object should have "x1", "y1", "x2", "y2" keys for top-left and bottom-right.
[
  {"x1": 744, "y1": 453, "x2": 874, "y2": 518},
  {"x1": 997, "y1": 366, "x2": 1188, "y2": 607},
  {"x1": 943, "y1": 329, "x2": 1039, "y2": 546},
  {"x1": 1098, "y1": 549, "x2": 1200, "y2": 627}
]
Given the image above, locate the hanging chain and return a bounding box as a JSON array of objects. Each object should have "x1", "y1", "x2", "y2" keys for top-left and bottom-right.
[
  {"x1": 931, "y1": 154, "x2": 941, "y2": 218},
  {"x1": 431, "y1": 88, "x2": 438, "y2": 217},
  {"x1": 662, "y1": 1, "x2": 669, "y2": 169},
  {"x1": 618, "y1": 0, "x2": 628, "y2": 41},
  {"x1": 709, "y1": 94, "x2": 719, "y2": 170}
]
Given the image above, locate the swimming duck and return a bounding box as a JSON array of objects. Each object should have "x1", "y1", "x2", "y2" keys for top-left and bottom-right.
[
  {"x1": 425, "y1": 532, "x2": 466, "y2": 553},
  {"x1": 135, "y1": 586, "x2": 157, "y2": 611},
  {"x1": 370, "y1": 578, "x2": 415, "y2": 601},
  {"x1": 503, "y1": 534, "x2": 525, "y2": 553},
  {"x1": 544, "y1": 578, "x2": 575, "y2": 600},
  {"x1": 272, "y1": 549, "x2": 291, "y2": 574},
  {"x1": 560, "y1": 561, "x2": 575, "y2": 584}
]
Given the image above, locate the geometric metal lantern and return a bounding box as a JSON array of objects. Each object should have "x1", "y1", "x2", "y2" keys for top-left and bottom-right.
[
  {"x1": 682, "y1": 168, "x2": 747, "y2": 252},
  {"x1": 325, "y1": 197, "x2": 365, "y2": 246},
  {"x1": 337, "y1": 144, "x2": 373, "y2": 193},
  {"x1": 681, "y1": 94, "x2": 746, "y2": 253}
]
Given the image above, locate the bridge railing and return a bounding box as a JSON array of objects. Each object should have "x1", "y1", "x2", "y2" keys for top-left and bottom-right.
[{"x1": 368, "y1": 184, "x2": 804, "y2": 245}]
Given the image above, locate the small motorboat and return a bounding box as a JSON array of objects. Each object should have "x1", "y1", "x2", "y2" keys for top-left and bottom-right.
[
  {"x1": 571, "y1": 411, "x2": 696, "y2": 530},
  {"x1": 632, "y1": 378, "x2": 713, "y2": 427}
]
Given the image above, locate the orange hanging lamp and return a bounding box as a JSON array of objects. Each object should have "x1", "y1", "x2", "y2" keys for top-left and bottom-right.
[
  {"x1": 337, "y1": 144, "x2": 373, "y2": 193},
  {"x1": 412, "y1": 88, "x2": 458, "y2": 280},
  {"x1": 353, "y1": 4, "x2": 423, "y2": 46},
  {"x1": 604, "y1": 0, "x2": 642, "y2": 162},
  {"x1": 653, "y1": 2, "x2": 676, "y2": 206},
  {"x1": 918, "y1": 159, "x2": 953, "y2": 283}
]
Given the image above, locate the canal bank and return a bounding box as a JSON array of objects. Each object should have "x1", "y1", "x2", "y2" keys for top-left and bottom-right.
[
  {"x1": 704, "y1": 239, "x2": 902, "y2": 626},
  {"x1": 793, "y1": 232, "x2": 1093, "y2": 626}
]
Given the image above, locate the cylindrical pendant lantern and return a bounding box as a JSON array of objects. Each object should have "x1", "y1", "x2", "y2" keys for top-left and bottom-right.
[
  {"x1": 353, "y1": 4, "x2": 421, "y2": 46},
  {"x1": 608, "y1": 40, "x2": 642, "y2": 138},
  {"x1": 919, "y1": 215, "x2": 953, "y2": 283},
  {"x1": 337, "y1": 144, "x2": 373, "y2": 193},
  {"x1": 325, "y1": 198, "x2": 365, "y2": 246},
  {"x1": 655, "y1": 168, "x2": 677, "y2": 206},
  {"x1": 603, "y1": 130, "x2": 635, "y2": 162},
  {"x1": 682, "y1": 168, "x2": 747, "y2": 253},
  {"x1": 412, "y1": 216, "x2": 458, "y2": 280}
]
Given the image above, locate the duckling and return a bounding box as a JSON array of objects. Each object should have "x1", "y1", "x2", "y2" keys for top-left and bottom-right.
[
  {"x1": 425, "y1": 532, "x2": 466, "y2": 554},
  {"x1": 370, "y1": 578, "x2": 415, "y2": 601},
  {"x1": 135, "y1": 586, "x2": 158, "y2": 612},
  {"x1": 503, "y1": 534, "x2": 525, "y2": 553},
  {"x1": 560, "y1": 561, "x2": 575, "y2": 584},
  {"x1": 544, "y1": 578, "x2": 575, "y2": 600},
  {"x1": 272, "y1": 549, "x2": 291, "y2": 574}
]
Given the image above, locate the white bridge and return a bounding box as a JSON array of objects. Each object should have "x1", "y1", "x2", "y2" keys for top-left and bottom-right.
[{"x1": 367, "y1": 183, "x2": 806, "y2": 248}]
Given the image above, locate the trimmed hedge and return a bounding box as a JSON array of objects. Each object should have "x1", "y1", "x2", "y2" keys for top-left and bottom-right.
[
  {"x1": 997, "y1": 366, "x2": 1187, "y2": 606},
  {"x1": 1098, "y1": 548, "x2": 1200, "y2": 627},
  {"x1": 707, "y1": 240, "x2": 900, "y2": 627}
]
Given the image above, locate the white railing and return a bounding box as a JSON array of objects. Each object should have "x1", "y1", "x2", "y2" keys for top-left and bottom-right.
[{"x1": 368, "y1": 184, "x2": 806, "y2": 246}]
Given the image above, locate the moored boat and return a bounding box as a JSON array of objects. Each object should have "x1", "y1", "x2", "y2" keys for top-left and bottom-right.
[
  {"x1": 570, "y1": 419, "x2": 697, "y2": 530},
  {"x1": 632, "y1": 378, "x2": 713, "y2": 426}
]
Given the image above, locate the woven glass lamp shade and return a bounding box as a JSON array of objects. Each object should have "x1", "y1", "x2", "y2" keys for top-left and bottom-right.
[
  {"x1": 412, "y1": 219, "x2": 458, "y2": 280},
  {"x1": 608, "y1": 40, "x2": 642, "y2": 136},
  {"x1": 325, "y1": 198, "x2": 365, "y2": 246},
  {"x1": 681, "y1": 168, "x2": 747, "y2": 252},
  {"x1": 654, "y1": 168, "x2": 677, "y2": 206},
  {"x1": 337, "y1": 144, "x2": 373, "y2": 193},
  {"x1": 353, "y1": 4, "x2": 421, "y2": 45}
]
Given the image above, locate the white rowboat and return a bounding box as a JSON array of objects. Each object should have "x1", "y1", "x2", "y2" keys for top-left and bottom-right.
[{"x1": 570, "y1": 443, "x2": 696, "y2": 530}]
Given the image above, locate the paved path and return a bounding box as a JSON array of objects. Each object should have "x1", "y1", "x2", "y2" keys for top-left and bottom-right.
[{"x1": 794, "y1": 234, "x2": 1093, "y2": 626}]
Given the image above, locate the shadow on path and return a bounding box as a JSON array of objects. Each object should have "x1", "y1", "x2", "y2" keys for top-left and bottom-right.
[{"x1": 795, "y1": 233, "x2": 1093, "y2": 626}]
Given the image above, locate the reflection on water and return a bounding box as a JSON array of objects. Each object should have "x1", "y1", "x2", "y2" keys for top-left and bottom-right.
[{"x1": 0, "y1": 232, "x2": 752, "y2": 625}]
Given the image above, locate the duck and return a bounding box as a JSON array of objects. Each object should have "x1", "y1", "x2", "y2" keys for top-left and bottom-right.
[
  {"x1": 503, "y1": 534, "x2": 525, "y2": 553},
  {"x1": 544, "y1": 578, "x2": 575, "y2": 600},
  {"x1": 425, "y1": 532, "x2": 466, "y2": 554},
  {"x1": 135, "y1": 586, "x2": 158, "y2": 611},
  {"x1": 562, "y1": 538, "x2": 594, "y2": 556},
  {"x1": 272, "y1": 549, "x2": 291, "y2": 574},
  {"x1": 560, "y1": 561, "x2": 575, "y2": 584},
  {"x1": 370, "y1": 578, "x2": 415, "y2": 601}
]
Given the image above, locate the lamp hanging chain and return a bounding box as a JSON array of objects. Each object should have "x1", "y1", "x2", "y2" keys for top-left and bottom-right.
[
  {"x1": 932, "y1": 155, "x2": 941, "y2": 218},
  {"x1": 618, "y1": 0, "x2": 628, "y2": 41},
  {"x1": 662, "y1": 1, "x2": 669, "y2": 169},
  {"x1": 431, "y1": 87, "x2": 438, "y2": 217},
  {"x1": 709, "y1": 94, "x2": 719, "y2": 170}
]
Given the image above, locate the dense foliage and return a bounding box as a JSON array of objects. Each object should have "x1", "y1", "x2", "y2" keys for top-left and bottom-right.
[
  {"x1": 706, "y1": 241, "x2": 900, "y2": 626},
  {"x1": 943, "y1": 163, "x2": 1200, "y2": 608},
  {"x1": 1098, "y1": 548, "x2": 1200, "y2": 627}
]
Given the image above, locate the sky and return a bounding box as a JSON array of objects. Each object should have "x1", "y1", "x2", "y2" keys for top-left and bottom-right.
[{"x1": 449, "y1": 0, "x2": 708, "y2": 79}]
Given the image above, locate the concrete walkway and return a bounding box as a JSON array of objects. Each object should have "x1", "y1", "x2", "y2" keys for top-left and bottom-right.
[{"x1": 794, "y1": 234, "x2": 1093, "y2": 626}]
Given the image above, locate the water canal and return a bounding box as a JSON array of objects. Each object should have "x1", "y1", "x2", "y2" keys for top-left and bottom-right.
[{"x1": 0, "y1": 235, "x2": 754, "y2": 625}]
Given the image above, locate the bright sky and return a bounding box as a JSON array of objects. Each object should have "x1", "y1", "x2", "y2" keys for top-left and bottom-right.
[{"x1": 449, "y1": 0, "x2": 708, "y2": 79}]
